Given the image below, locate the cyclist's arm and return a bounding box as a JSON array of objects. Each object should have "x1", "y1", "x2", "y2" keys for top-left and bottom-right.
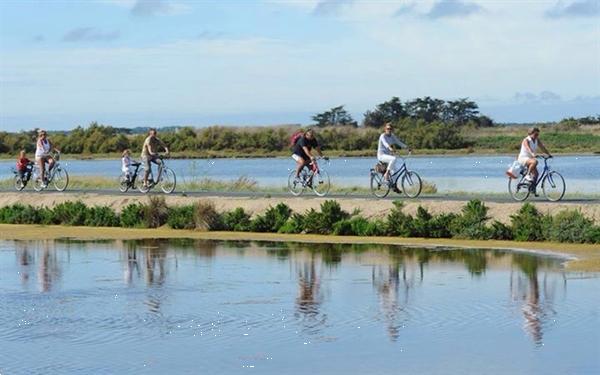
[
  {"x1": 392, "y1": 135, "x2": 409, "y2": 151},
  {"x1": 302, "y1": 146, "x2": 314, "y2": 160},
  {"x1": 538, "y1": 140, "x2": 551, "y2": 157},
  {"x1": 380, "y1": 135, "x2": 393, "y2": 152},
  {"x1": 315, "y1": 145, "x2": 323, "y2": 158},
  {"x1": 158, "y1": 138, "x2": 169, "y2": 155}
]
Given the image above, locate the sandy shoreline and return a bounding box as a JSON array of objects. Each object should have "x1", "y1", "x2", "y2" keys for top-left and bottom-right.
[
  {"x1": 0, "y1": 192, "x2": 598, "y2": 224},
  {"x1": 1, "y1": 224, "x2": 598, "y2": 272}
]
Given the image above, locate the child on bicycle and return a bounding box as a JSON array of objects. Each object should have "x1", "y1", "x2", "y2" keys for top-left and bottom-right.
[
  {"x1": 121, "y1": 149, "x2": 133, "y2": 181},
  {"x1": 16, "y1": 150, "x2": 32, "y2": 185}
]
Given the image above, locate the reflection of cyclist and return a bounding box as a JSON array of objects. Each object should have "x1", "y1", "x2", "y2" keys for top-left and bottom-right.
[
  {"x1": 141, "y1": 128, "x2": 169, "y2": 188},
  {"x1": 378, "y1": 123, "x2": 410, "y2": 183},
  {"x1": 35, "y1": 129, "x2": 59, "y2": 188},
  {"x1": 292, "y1": 129, "x2": 323, "y2": 180},
  {"x1": 518, "y1": 127, "x2": 552, "y2": 185}
]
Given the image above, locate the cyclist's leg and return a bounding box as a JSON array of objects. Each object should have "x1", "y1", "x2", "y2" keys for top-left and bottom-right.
[
  {"x1": 47, "y1": 156, "x2": 55, "y2": 173},
  {"x1": 378, "y1": 154, "x2": 396, "y2": 180},
  {"x1": 142, "y1": 156, "x2": 151, "y2": 186},
  {"x1": 292, "y1": 154, "x2": 305, "y2": 178},
  {"x1": 525, "y1": 158, "x2": 538, "y2": 181},
  {"x1": 154, "y1": 157, "x2": 163, "y2": 181},
  {"x1": 37, "y1": 157, "x2": 46, "y2": 183}
]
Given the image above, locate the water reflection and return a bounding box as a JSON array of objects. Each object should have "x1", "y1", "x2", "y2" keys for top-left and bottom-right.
[
  {"x1": 294, "y1": 254, "x2": 325, "y2": 333},
  {"x1": 7, "y1": 239, "x2": 567, "y2": 347}
]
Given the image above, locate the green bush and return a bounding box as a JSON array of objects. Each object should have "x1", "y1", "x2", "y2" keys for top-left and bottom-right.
[
  {"x1": 0, "y1": 204, "x2": 49, "y2": 224},
  {"x1": 167, "y1": 205, "x2": 196, "y2": 230},
  {"x1": 278, "y1": 213, "x2": 305, "y2": 234},
  {"x1": 84, "y1": 206, "x2": 120, "y2": 227},
  {"x1": 251, "y1": 203, "x2": 291, "y2": 232},
  {"x1": 511, "y1": 203, "x2": 545, "y2": 241},
  {"x1": 544, "y1": 210, "x2": 598, "y2": 243},
  {"x1": 412, "y1": 206, "x2": 432, "y2": 237},
  {"x1": 222, "y1": 207, "x2": 252, "y2": 231},
  {"x1": 385, "y1": 201, "x2": 414, "y2": 237},
  {"x1": 428, "y1": 213, "x2": 456, "y2": 238},
  {"x1": 450, "y1": 200, "x2": 490, "y2": 239},
  {"x1": 120, "y1": 203, "x2": 145, "y2": 227},
  {"x1": 319, "y1": 200, "x2": 349, "y2": 233},
  {"x1": 51, "y1": 201, "x2": 90, "y2": 226},
  {"x1": 194, "y1": 201, "x2": 223, "y2": 231},
  {"x1": 489, "y1": 220, "x2": 513, "y2": 240},
  {"x1": 301, "y1": 208, "x2": 323, "y2": 234}
]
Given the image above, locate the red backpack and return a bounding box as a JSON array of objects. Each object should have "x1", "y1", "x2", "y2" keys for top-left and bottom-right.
[{"x1": 289, "y1": 131, "x2": 303, "y2": 148}]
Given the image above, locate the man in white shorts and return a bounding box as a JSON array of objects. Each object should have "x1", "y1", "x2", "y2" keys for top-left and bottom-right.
[
  {"x1": 377, "y1": 123, "x2": 411, "y2": 185},
  {"x1": 518, "y1": 127, "x2": 552, "y2": 187},
  {"x1": 291, "y1": 129, "x2": 323, "y2": 181}
]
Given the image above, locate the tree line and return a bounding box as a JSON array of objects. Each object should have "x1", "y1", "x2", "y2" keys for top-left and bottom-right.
[{"x1": 1, "y1": 98, "x2": 597, "y2": 156}]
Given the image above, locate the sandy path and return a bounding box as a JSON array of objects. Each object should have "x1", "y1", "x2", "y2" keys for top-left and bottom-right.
[{"x1": 0, "y1": 192, "x2": 598, "y2": 223}]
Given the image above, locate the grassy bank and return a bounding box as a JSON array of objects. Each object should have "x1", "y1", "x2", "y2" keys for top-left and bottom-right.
[{"x1": 1, "y1": 224, "x2": 598, "y2": 272}]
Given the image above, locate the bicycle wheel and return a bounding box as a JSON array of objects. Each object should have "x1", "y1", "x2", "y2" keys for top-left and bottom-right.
[
  {"x1": 542, "y1": 171, "x2": 566, "y2": 202},
  {"x1": 32, "y1": 170, "x2": 44, "y2": 192},
  {"x1": 14, "y1": 175, "x2": 25, "y2": 191},
  {"x1": 118, "y1": 173, "x2": 130, "y2": 193},
  {"x1": 370, "y1": 171, "x2": 390, "y2": 198},
  {"x1": 401, "y1": 170, "x2": 422, "y2": 198},
  {"x1": 160, "y1": 168, "x2": 176, "y2": 194},
  {"x1": 508, "y1": 177, "x2": 530, "y2": 201},
  {"x1": 288, "y1": 170, "x2": 305, "y2": 196},
  {"x1": 53, "y1": 167, "x2": 69, "y2": 191},
  {"x1": 312, "y1": 170, "x2": 330, "y2": 197}
]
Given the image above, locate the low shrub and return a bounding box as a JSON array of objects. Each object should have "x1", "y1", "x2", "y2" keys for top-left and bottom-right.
[
  {"x1": 489, "y1": 220, "x2": 513, "y2": 240},
  {"x1": 251, "y1": 203, "x2": 291, "y2": 232},
  {"x1": 51, "y1": 201, "x2": 89, "y2": 226},
  {"x1": 120, "y1": 203, "x2": 145, "y2": 227},
  {"x1": 143, "y1": 196, "x2": 169, "y2": 228},
  {"x1": 222, "y1": 207, "x2": 252, "y2": 231},
  {"x1": 167, "y1": 205, "x2": 196, "y2": 230},
  {"x1": 428, "y1": 213, "x2": 456, "y2": 238},
  {"x1": 511, "y1": 203, "x2": 545, "y2": 241},
  {"x1": 450, "y1": 200, "x2": 490, "y2": 239},
  {"x1": 0, "y1": 204, "x2": 51, "y2": 224},
  {"x1": 278, "y1": 213, "x2": 305, "y2": 234},
  {"x1": 544, "y1": 210, "x2": 598, "y2": 243},
  {"x1": 84, "y1": 206, "x2": 120, "y2": 227},
  {"x1": 385, "y1": 201, "x2": 414, "y2": 237},
  {"x1": 194, "y1": 201, "x2": 223, "y2": 231}
]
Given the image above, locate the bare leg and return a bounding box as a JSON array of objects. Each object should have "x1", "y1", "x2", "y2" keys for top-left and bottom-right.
[
  {"x1": 527, "y1": 159, "x2": 538, "y2": 181},
  {"x1": 38, "y1": 159, "x2": 45, "y2": 182},
  {"x1": 295, "y1": 159, "x2": 305, "y2": 178}
]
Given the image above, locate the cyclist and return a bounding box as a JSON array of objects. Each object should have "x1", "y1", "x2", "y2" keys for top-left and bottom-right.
[
  {"x1": 378, "y1": 122, "x2": 411, "y2": 185},
  {"x1": 121, "y1": 149, "x2": 133, "y2": 181},
  {"x1": 35, "y1": 129, "x2": 59, "y2": 188},
  {"x1": 292, "y1": 128, "x2": 324, "y2": 182},
  {"x1": 518, "y1": 127, "x2": 552, "y2": 190},
  {"x1": 16, "y1": 150, "x2": 32, "y2": 187},
  {"x1": 141, "y1": 128, "x2": 170, "y2": 188}
]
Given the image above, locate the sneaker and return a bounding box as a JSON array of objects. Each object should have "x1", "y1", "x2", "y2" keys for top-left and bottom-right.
[{"x1": 524, "y1": 174, "x2": 534, "y2": 182}]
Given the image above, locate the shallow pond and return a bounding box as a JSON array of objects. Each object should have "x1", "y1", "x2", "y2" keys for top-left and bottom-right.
[{"x1": 0, "y1": 239, "x2": 598, "y2": 374}]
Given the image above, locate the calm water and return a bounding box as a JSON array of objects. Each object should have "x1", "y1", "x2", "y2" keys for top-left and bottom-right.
[
  {"x1": 1, "y1": 155, "x2": 599, "y2": 193},
  {"x1": 0, "y1": 239, "x2": 598, "y2": 374}
]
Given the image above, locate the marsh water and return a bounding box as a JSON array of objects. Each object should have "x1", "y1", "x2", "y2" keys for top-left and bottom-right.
[
  {"x1": 1, "y1": 155, "x2": 599, "y2": 193},
  {"x1": 0, "y1": 239, "x2": 598, "y2": 374}
]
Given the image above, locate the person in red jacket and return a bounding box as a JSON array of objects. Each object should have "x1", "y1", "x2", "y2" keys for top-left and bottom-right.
[{"x1": 16, "y1": 150, "x2": 32, "y2": 184}]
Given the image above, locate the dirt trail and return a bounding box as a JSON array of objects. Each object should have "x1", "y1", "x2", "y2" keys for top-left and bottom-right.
[{"x1": 1, "y1": 192, "x2": 598, "y2": 224}]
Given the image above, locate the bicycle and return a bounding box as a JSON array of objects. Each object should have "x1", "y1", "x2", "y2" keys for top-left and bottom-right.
[
  {"x1": 508, "y1": 155, "x2": 565, "y2": 202},
  {"x1": 118, "y1": 161, "x2": 142, "y2": 193},
  {"x1": 12, "y1": 162, "x2": 34, "y2": 191},
  {"x1": 288, "y1": 157, "x2": 331, "y2": 197},
  {"x1": 370, "y1": 152, "x2": 422, "y2": 198},
  {"x1": 138, "y1": 155, "x2": 176, "y2": 194},
  {"x1": 32, "y1": 151, "x2": 69, "y2": 192}
]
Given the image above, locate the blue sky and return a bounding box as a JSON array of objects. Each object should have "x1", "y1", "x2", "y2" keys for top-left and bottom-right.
[{"x1": 0, "y1": 0, "x2": 599, "y2": 130}]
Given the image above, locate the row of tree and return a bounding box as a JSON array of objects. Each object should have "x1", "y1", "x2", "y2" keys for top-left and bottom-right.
[{"x1": 312, "y1": 97, "x2": 493, "y2": 128}]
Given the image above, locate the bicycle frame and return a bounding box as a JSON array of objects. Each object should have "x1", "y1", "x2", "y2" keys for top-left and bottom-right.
[{"x1": 517, "y1": 156, "x2": 551, "y2": 189}]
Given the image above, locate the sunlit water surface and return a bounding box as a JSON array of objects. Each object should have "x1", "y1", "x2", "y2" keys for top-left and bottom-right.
[{"x1": 0, "y1": 239, "x2": 598, "y2": 374}]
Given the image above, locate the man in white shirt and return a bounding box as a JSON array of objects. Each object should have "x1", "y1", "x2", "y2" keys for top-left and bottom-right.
[{"x1": 377, "y1": 122, "x2": 411, "y2": 183}]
